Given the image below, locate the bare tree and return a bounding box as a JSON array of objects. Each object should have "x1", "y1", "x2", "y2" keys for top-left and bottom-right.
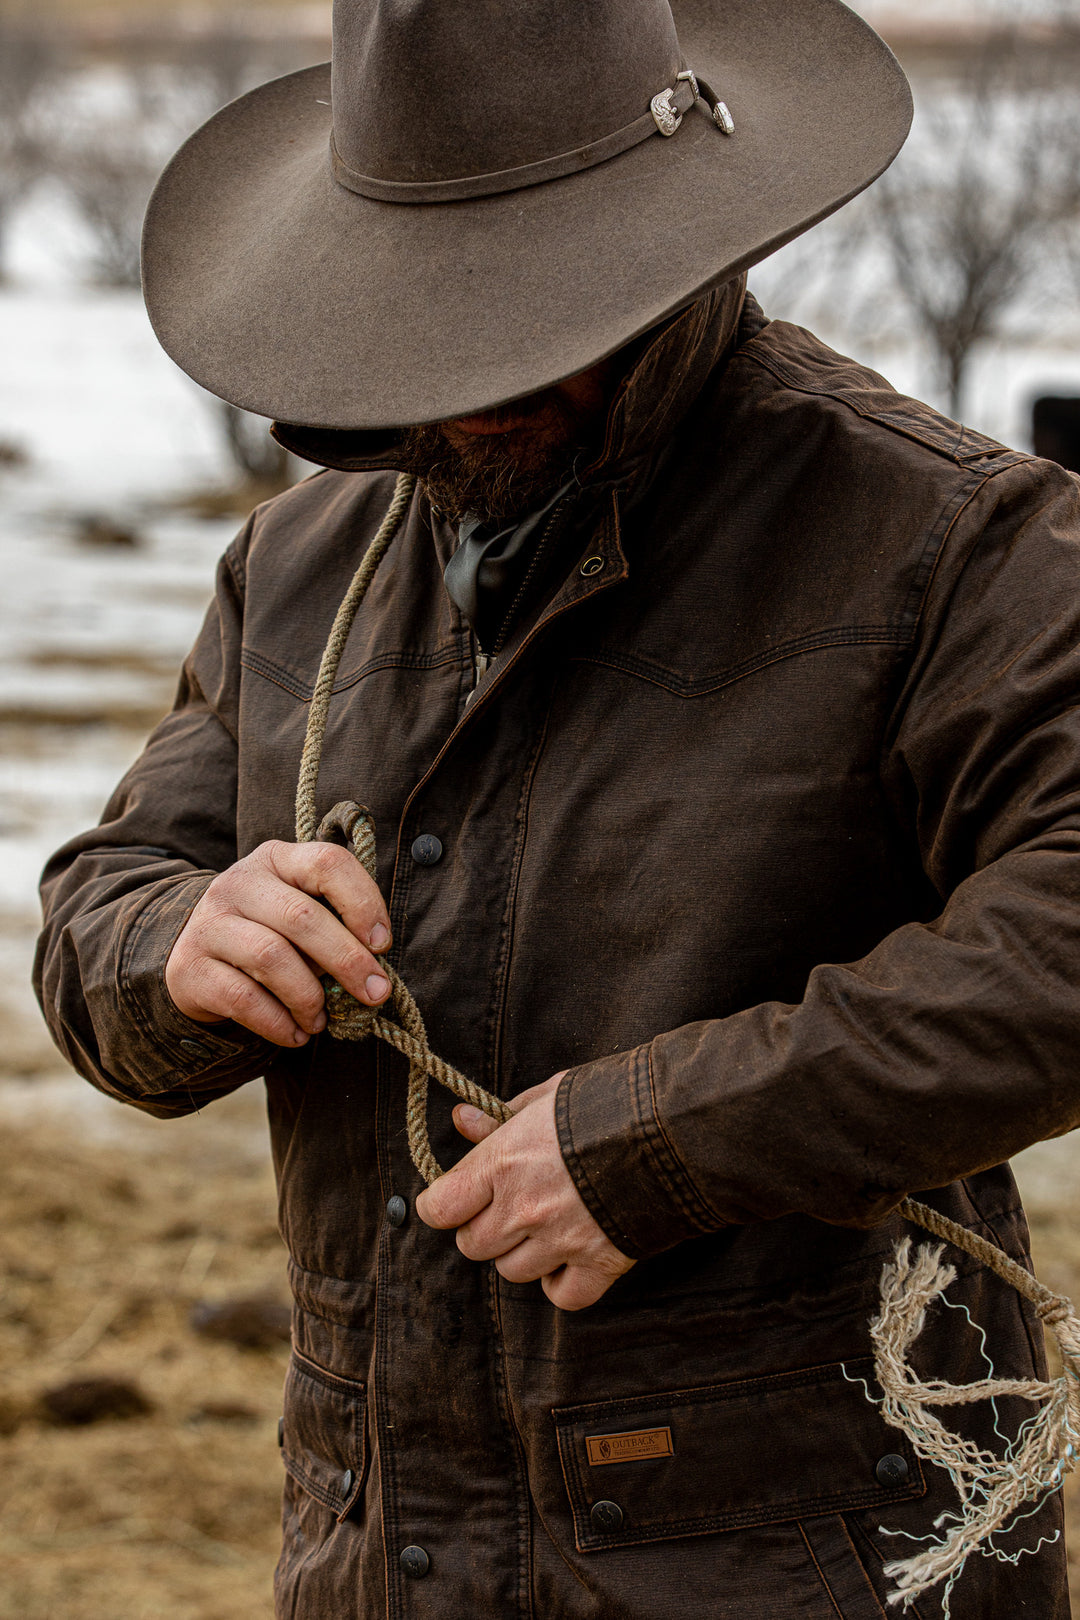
[
  {"x1": 870, "y1": 21, "x2": 1080, "y2": 418},
  {"x1": 0, "y1": 2, "x2": 65, "y2": 277},
  {"x1": 60, "y1": 137, "x2": 162, "y2": 288},
  {"x1": 54, "y1": 24, "x2": 303, "y2": 291}
]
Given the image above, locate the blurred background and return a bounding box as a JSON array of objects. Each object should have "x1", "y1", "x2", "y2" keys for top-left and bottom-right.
[{"x1": 2, "y1": 1, "x2": 1080, "y2": 1614}]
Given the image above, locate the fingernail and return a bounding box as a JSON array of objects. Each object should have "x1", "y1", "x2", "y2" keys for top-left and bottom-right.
[
  {"x1": 312, "y1": 1012, "x2": 327, "y2": 1034},
  {"x1": 366, "y1": 974, "x2": 390, "y2": 1003},
  {"x1": 370, "y1": 923, "x2": 391, "y2": 952},
  {"x1": 293, "y1": 1029, "x2": 309, "y2": 1046},
  {"x1": 457, "y1": 1105, "x2": 483, "y2": 1127}
]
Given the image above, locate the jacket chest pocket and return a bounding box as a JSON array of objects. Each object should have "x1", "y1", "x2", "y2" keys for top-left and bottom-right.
[
  {"x1": 280, "y1": 1349, "x2": 369, "y2": 1522},
  {"x1": 553, "y1": 1357, "x2": 923, "y2": 1553}
]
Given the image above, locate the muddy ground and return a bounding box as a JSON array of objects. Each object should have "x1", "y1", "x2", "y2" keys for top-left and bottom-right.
[{"x1": 0, "y1": 1065, "x2": 1078, "y2": 1618}]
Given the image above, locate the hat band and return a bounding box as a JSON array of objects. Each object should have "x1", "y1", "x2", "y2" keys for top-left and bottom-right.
[{"x1": 330, "y1": 74, "x2": 712, "y2": 205}]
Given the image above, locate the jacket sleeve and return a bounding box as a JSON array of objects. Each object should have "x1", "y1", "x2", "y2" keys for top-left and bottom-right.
[
  {"x1": 557, "y1": 456, "x2": 1080, "y2": 1259},
  {"x1": 33, "y1": 518, "x2": 273, "y2": 1118}
]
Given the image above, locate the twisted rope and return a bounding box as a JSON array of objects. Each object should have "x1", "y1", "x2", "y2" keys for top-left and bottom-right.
[
  {"x1": 294, "y1": 475, "x2": 511, "y2": 1184},
  {"x1": 294, "y1": 476, "x2": 1080, "y2": 1606},
  {"x1": 296, "y1": 472, "x2": 418, "y2": 845}
]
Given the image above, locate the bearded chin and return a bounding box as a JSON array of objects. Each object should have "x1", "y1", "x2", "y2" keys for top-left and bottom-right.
[{"x1": 397, "y1": 414, "x2": 590, "y2": 529}]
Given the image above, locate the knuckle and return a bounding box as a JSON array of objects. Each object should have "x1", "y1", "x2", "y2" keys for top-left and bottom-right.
[
  {"x1": 224, "y1": 979, "x2": 262, "y2": 1019},
  {"x1": 252, "y1": 935, "x2": 288, "y2": 976},
  {"x1": 309, "y1": 842, "x2": 344, "y2": 880},
  {"x1": 281, "y1": 896, "x2": 317, "y2": 932},
  {"x1": 339, "y1": 946, "x2": 370, "y2": 981},
  {"x1": 211, "y1": 857, "x2": 247, "y2": 895},
  {"x1": 294, "y1": 981, "x2": 326, "y2": 1019},
  {"x1": 512, "y1": 1194, "x2": 545, "y2": 1233},
  {"x1": 456, "y1": 1228, "x2": 479, "y2": 1261}
]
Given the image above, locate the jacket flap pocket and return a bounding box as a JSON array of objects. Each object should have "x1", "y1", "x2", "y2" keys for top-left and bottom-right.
[
  {"x1": 281, "y1": 1350, "x2": 368, "y2": 1521},
  {"x1": 553, "y1": 1357, "x2": 923, "y2": 1552}
]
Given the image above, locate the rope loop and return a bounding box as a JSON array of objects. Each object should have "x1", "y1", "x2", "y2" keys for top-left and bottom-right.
[
  {"x1": 313, "y1": 803, "x2": 512, "y2": 1184},
  {"x1": 290, "y1": 473, "x2": 509, "y2": 1184}
]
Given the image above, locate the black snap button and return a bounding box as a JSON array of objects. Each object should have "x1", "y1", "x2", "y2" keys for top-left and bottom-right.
[
  {"x1": 180, "y1": 1038, "x2": 211, "y2": 1060},
  {"x1": 590, "y1": 1499, "x2": 624, "y2": 1533},
  {"x1": 411, "y1": 834, "x2": 444, "y2": 867},
  {"x1": 400, "y1": 1545, "x2": 430, "y2": 1579},
  {"x1": 341, "y1": 1469, "x2": 354, "y2": 1498},
  {"x1": 875, "y1": 1453, "x2": 910, "y2": 1488},
  {"x1": 277, "y1": 1416, "x2": 285, "y2": 1448},
  {"x1": 386, "y1": 1195, "x2": 407, "y2": 1228},
  {"x1": 580, "y1": 555, "x2": 605, "y2": 577}
]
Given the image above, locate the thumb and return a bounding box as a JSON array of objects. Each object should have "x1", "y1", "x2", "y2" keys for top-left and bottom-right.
[{"x1": 452, "y1": 1103, "x2": 503, "y2": 1144}]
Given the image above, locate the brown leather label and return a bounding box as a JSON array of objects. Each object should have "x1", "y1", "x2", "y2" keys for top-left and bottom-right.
[{"x1": 585, "y1": 1426, "x2": 674, "y2": 1466}]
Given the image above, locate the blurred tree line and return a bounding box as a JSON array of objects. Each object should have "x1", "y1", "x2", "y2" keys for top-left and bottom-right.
[
  {"x1": 0, "y1": 0, "x2": 320, "y2": 490},
  {"x1": 1, "y1": 1, "x2": 1080, "y2": 432},
  {"x1": 744, "y1": 6, "x2": 1080, "y2": 423}
]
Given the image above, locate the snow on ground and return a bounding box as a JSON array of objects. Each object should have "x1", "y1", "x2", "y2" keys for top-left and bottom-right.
[{"x1": 0, "y1": 281, "x2": 239, "y2": 1072}]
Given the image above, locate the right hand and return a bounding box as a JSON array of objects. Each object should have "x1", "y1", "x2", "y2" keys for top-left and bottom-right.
[{"x1": 165, "y1": 840, "x2": 393, "y2": 1047}]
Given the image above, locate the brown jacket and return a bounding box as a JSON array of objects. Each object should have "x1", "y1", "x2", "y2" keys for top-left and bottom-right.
[{"x1": 36, "y1": 294, "x2": 1078, "y2": 1618}]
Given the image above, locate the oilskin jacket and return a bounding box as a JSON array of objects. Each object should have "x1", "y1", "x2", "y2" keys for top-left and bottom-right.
[{"x1": 36, "y1": 290, "x2": 1080, "y2": 1618}]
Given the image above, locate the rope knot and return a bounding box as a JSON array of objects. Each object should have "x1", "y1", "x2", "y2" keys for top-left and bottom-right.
[
  {"x1": 323, "y1": 979, "x2": 378, "y2": 1041},
  {"x1": 1037, "y1": 1295, "x2": 1073, "y2": 1327}
]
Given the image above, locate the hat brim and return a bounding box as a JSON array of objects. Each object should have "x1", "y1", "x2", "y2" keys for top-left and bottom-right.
[{"x1": 142, "y1": 0, "x2": 911, "y2": 429}]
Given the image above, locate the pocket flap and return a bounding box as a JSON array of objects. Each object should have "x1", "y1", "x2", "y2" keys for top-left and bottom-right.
[
  {"x1": 281, "y1": 1350, "x2": 368, "y2": 1522},
  {"x1": 554, "y1": 1357, "x2": 923, "y2": 1552}
]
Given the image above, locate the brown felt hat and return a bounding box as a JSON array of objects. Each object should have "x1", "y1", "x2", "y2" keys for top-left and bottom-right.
[{"x1": 141, "y1": 0, "x2": 912, "y2": 430}]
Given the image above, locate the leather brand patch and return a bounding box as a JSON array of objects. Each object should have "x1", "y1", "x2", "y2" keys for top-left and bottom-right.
[{"x1": 585, "y1": 1426, "x2": 674, "y2": 1466}]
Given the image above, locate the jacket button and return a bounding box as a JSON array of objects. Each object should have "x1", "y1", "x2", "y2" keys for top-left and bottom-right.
[
  {"x1": 277, "y1": 1417, "x2": 284, "y2": 1448},
  {"x1": 386, "y1": 1195, "x2": 407, "y2": 1228},
  {"x1": 400, "y1": 1545, "x2": 430, "y2": 1579},
  {"x1": 341, "y1": 1469, "x2": 354, "y2": 1497},
  {"x1": 580, "y1": 555, "x2": 605, "y2": 577},
  {"x1": 590, "y1": 1499, "x2": 624, "y2": 1533},
  {"x1": 180, "y1": 1038, "x2": 211, "y2": 1060},
  {"x1": 411, "y1": 834, "x2": 443, "y2": 866},
  {"x1": 876, "y1": 1453, "x2": 910, "y2": 1488}
]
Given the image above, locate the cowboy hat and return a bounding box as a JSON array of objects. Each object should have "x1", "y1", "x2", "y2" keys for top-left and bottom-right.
[{"x1": 141, "y1": 0, "x2": 911, "y2": 431}]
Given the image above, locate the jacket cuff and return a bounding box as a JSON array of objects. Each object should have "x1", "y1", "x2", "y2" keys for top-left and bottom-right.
[
  {"x1": 107, "y1": 874, "x2": 264, "y2": 1093},
  {"x1": 555, "y1": 1044, "x2": 726, "y2": 1261}
]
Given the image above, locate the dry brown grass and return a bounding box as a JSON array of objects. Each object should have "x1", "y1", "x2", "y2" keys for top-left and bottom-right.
[{"x1": 0, "y1": 1084, "x2": 287, "y2": 1619}]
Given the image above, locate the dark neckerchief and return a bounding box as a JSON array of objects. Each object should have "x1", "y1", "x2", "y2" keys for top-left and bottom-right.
[{"x1": 443, "y1": 476, "x2": 583, "y2": 655}]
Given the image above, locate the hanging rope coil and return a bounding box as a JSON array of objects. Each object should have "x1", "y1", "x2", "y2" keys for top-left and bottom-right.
[
  {"x1": 294, "y1": 474, "x2": 511, "y2": 1185},
  {"x1": 294, "y1": 472, "x2": 1080, "y2": 1604},
  {"x1": 872, "y1": 1197, "x2": 1080, "y2": 1610}
]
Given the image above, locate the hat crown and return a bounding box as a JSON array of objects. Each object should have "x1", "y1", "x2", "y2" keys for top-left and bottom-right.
[{"x1": 331, "y1": 0, "x2": 681, "y2": 186}]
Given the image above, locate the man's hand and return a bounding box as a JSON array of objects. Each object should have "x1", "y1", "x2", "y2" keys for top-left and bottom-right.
[
  {"x1": 165, "y1": 840, "x2": 392, "y2": 1047},
  {"x1": 416, "y1": 1075, "x2": 635, "y2": 1311}
]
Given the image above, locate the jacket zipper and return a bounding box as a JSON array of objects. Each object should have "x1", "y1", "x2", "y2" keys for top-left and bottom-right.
[{"x1": 465, "y1": 495, "x2": 574, "y2": 704}]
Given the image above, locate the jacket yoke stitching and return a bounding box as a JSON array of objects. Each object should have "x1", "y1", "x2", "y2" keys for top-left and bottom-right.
[
  {"x1": 573, "y1": 626, "x2": 910, "y2": 698},
  {"x1": 240, "y1": 644, "x2": 462, "y2": 701}
]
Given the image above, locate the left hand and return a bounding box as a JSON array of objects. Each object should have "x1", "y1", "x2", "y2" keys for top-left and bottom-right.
[{"x1": 415, "y1": 1074, "x2": 636, "y2": 1311}]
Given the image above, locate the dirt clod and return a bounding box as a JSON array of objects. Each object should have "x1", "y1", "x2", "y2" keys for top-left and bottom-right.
[
  {"x1": 39, "y1": 1375, "x2": 153, "y2": 1427},
  {"x1": 188, "y1": 1296, "x2": 291, "y2": 1351}
]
